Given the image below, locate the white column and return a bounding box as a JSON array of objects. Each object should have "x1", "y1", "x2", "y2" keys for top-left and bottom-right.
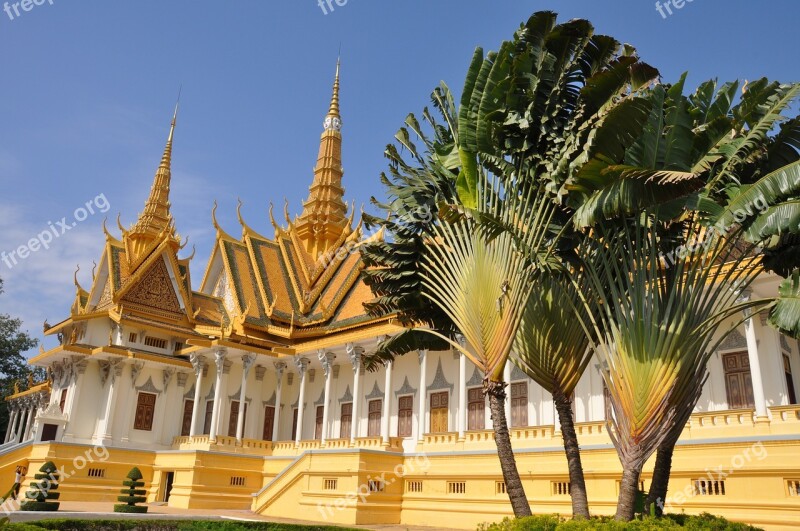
[
  {"x1": 417, "y1": 350, "x2": 427, "y2": 442},
  {"x1": 347, "y1": 344, "x2": 363, "y2": 443},
  {"x1": 504, "y1": 362, "x2": 512, "y2": 429},
  {"x1": 15, "y1": 407, "x2": 28, "y2": 443},
  {"x1": 744, "y1": 307, "x2": 768, "y2": 419},
  {"x1": 209, "y1": 348, "x2": 227, "y2": 442},
  {"x1": 236, "y1": 354, "x2": 256, "y2": 444},
  {"x1": 5, "y1": 408, "x2": 19, "y2": 443},
  {"x1": 97, "y1": 359, "x2": 124, "y2": 444},
  {"x1": 319, "y1": 351, "x2": 336, "y2": 445},
  {"x1": 458, "y1": 352, "x2": 467, "y2": 439},
  {"x1": 63, "y1": 358, "x2": 88, "y2": 440},
  {"x1": 381, "y1": 361, "x2": 393, "y2": 445},
  {"x1": 295, "y1": 357, "x2": 310, "y2": 445},
  {"x1": 23, "y1": 405, "x2": 36, "y2": 441},
  {"x1": 189, "y1": 355, "x2": 206, "y2": 436},
  {"x1": 272, "y1": 362, "x2": 286, "y2": 441}
]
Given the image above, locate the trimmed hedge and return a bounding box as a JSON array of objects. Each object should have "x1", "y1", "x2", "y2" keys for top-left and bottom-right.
[
  {"x1": 19, "y1": 462, "x2": 60, "y2": 512},
  {"x1": 3, "y1": 521, "x2": 361, "y2": 531},
  {"x1": 478, "y1": 514, "x2": 764, "y2": 530},
  {"x1": 113, "y1": 467, "x2": 147, "y2": 514}
]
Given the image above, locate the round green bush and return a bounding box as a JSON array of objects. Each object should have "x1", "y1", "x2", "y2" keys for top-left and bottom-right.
[
  {"x1": 19, "y1": 501, "x2": 60, "y2": 512},
  {"x1": 112, "y1": 504, "x2": 149, "y2": 514}
]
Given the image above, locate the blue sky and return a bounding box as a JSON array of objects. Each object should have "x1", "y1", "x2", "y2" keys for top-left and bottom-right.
[{"x1": 0, "y1": 0, "x2": 798, "y2": 354}]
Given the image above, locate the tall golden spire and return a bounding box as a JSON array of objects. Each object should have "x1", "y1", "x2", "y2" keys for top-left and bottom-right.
[
  {"x1": 294, "y1": 59, "x2": 349, "y2": 259},
  {"x1": 131, "y1": 104, "x2": 178, "y2": 237}
]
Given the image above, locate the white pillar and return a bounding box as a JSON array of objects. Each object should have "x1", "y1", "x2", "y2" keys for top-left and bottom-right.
[
  {"x1": 15, "y1": 407, "x2": 28, "y2": 443},
  {"x1": 504, "y1": 362, "x2": 512, "y2": 429},
  {"x1": 319, "y1": 351, "x2": 336, "y2": 445},
  {"x1": 744, "y1": 307, "x2": 769, "y2": 419},
  {"x1": 189, "y1": 355, "x2": 205, "y2": 436},
  {"x1": 63, "y1": 358, "x2": 88, "y2": 441},
  {"x1": 236, "y1": 354, "x2": 256, "y2": 443},
  {"x1": 295, "y1": 357, "x2": 310, "y2": 445},
  {"x1": 209, "y1": 349, "x2": 227, "y2": 442},
  {"x1": 417, "y1": 350, "x2": 427, "y2": 442},
  {"x1": 272, "y1": 362, "x2": 286, "y2": 441},
  {"x1": 458, "y1": 352, "x2": 467, "y2": 439},
  {"x1": 97, "y1": 359, "x2": 124, "y2": 444},
  {"x1": 5, "y1": 408, "x2": 19, "y2": 443},
  {"x1": 23, "y1": 405, "x2": 36, "y2": 441},
  {"x1": 381, "y1": 361, "x2": 393, "y2": 445},
  {"x1": 347, "y1": 344, "x2": 363, "y2": 443}
]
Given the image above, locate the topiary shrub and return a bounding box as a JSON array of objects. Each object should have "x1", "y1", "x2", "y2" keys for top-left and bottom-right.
[
  {"x1": 113, "y1": 467, "x2": 148, "y2": 514},
  {"x1": 19, "y1": 461, "x2": 60, "y2": 511}
]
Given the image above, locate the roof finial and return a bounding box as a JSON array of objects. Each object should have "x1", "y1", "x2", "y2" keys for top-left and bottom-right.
[{"x1": 324, "y1": 57, "x2": 341, "y2": 128}]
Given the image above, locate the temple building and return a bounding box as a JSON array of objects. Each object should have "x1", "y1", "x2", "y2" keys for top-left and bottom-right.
[{"x1": 2, "y1": 63, "x2": 800, "y2": 529}]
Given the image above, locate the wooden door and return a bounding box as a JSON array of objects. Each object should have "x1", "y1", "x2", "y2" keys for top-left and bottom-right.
[
  {"x1": 430, "y1": 391, "x2": 449, "y2": 433},
  {"x1": 467, "y1": 388, "x2": 485, "y2": 430},
  {"x1": 181, "y1": 400, "x2": 193, "y2": 436},
  {"x1": 723, "y1": 352, "x2": 755, "y2": 409},
  {"x1": 397, "y1": 396, "x2": 413, "y2": 437},
  {"x1": 340, "y1": 403, "x2": 352, "y2": 439},
  {"x1": 203, "y1": 401, "x2": 214, "y2": 434},
  {"x1": 510, "y1": 382, "x2": 528, "y2": 428},
  {"x1": 228, "y1": 401, "x2": 247, "y2": 437},
  {"x1": 315, "y1": 406, "x2": 324, "y2": 440},
  {"x1": 367, "y1": 399, "x2": 382, "y2": 437},
  {"x1": 262, "y1": 406, "x2": 275, "y2": 441}
]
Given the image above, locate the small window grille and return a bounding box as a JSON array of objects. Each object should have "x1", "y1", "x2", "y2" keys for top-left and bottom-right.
[
  {"x1": 144, "y1": 336, "x2": 168, "y2": 349},
  {"x1": 693, "y1": 479, "x2": 726, "y2": 496},
  {"x1": 87, "y1": 468, "x2": 105, "y2": 478},
  {"x1": 128, "y1": 333, "x2": 137, "y2": 343},
  {"x1": 368, "y1": 479, "x2": 385, "y2": 492},
  {"x1": 406, "y1": 480, "x2": 423, "y2": 493},
  {"x1": 323, "y1": 478, "x2": 338, "y2": 491},
  {"x1": 496, "y1": 481, "x2": 507, "y2": 495},
  {"x1": 230, "y1": 476, "x2": 246, "y2": 487},
  {"x1": 174, "y1": 342, "x2": 184, "y2": 352},
  {"x1": 787, "y1": 479, "x2": 800, "y2": 496},
  {"x1": 552, "y1": 481, "x2": 571, "y2": 496},
  {"x1": 447, "y1": 481, "x2": 466, "y2": 495}
]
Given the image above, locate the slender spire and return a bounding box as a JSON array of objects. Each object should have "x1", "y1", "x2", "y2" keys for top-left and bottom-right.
[
  {"x1": 294, "y1": 59, "x2": 349, "y2": 259},
  {"x1": 131, "y1": 105, "x2": 178, "y2": 237},
  {"x1": 325, "y1": 57, "x2": 341, "y2": 125}
]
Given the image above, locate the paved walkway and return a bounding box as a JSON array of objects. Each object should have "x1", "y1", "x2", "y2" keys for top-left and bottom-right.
[{"x1": 7, "y1": 501, "x2": 458, "y2": 531}]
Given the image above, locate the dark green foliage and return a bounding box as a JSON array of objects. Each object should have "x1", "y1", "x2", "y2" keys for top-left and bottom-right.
[
  {"x1": 114, "y1": 467, "x2": 147, "y2": 513},
  {"x1": 478, "y1": 514, "x2": 763, "y2": 530},
  {"x1": 0, "y1": 277, "x2": 40, "y2": 435},
  {"x1": 20, "y1": 462, "x2": 60, "y2": 512},
  {"x1": 1, "y1": 519, "x2": 361, "y2": 531}
]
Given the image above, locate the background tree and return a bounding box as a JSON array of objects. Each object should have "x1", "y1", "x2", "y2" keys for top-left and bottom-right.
[{"x1": 0, "y1": 278, "x2": 39, "y2": 435}]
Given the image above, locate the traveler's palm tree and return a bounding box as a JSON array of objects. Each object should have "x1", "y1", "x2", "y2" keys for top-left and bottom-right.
[
  {"x1": 568, "y1": 75, "x2": 800, "y2": 519},
  {"x1": 363, "y1": 11, "x2": 660, "y2": 517}
]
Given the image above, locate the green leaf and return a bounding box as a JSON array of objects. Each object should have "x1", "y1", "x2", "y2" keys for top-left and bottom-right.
[{"x1": 770, "y1": 270, "x2": 800, "y2": 338}]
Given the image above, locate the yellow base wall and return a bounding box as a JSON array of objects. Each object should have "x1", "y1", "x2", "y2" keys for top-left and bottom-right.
[{"x1": 1, "y1": 425, "x2": 798, "y2": 531}]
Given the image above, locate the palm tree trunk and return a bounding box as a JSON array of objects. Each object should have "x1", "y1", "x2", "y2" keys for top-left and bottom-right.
[
  {"x1": 615, "y1": 453, "x2": 644, "y2": 521},
  {"x1": 645, "y1": 441, "x2": 675, "y2": 516},
  {"x1": 486, "y1": 379, "x2": 532, "y2": 517},
  {"x1": 553, "y1": 389, "x2": 590, "y2": 519}
]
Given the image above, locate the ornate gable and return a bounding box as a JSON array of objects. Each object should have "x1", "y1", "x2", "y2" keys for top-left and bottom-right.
[{"x1": 121, "y1": 257, "x2": 183, "y2": 316}]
